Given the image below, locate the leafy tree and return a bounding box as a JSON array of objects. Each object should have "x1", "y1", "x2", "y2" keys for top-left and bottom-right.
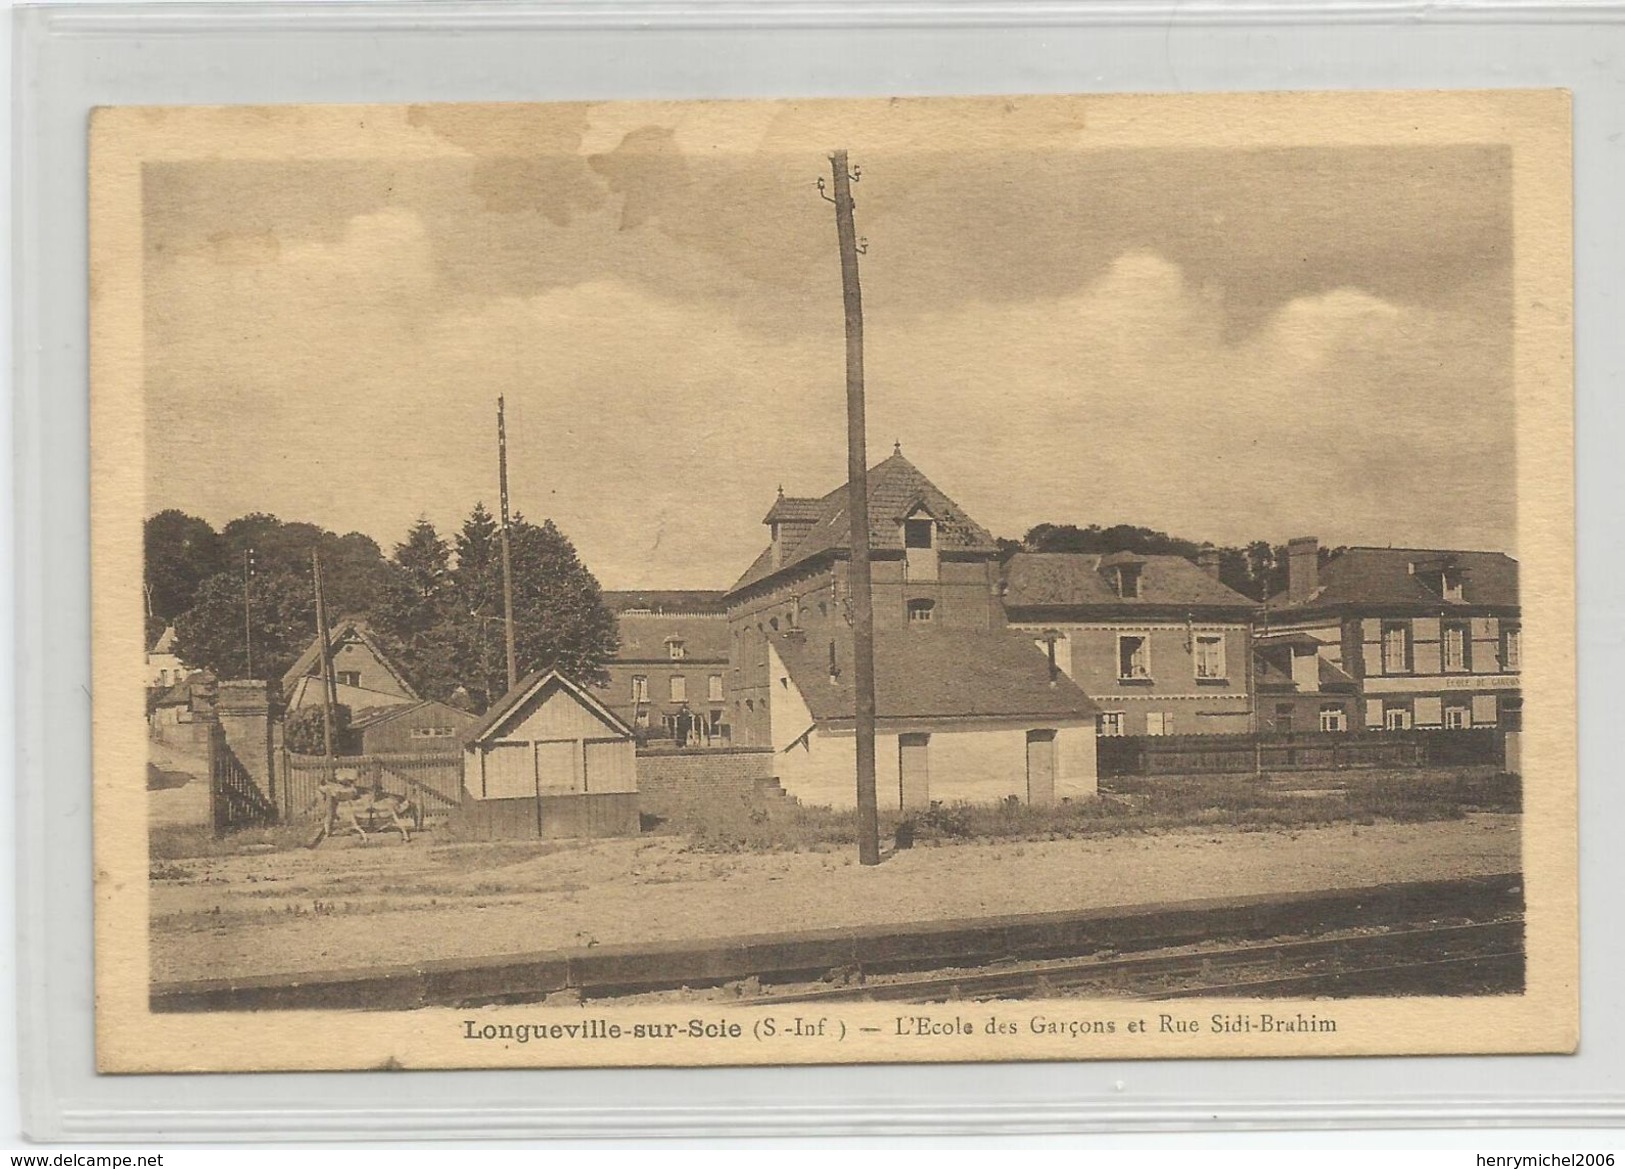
[
  {"x1": 144, "y1": 510, "x2": 225, "y2": 627},
  {"x1": 367, "y1": 504, "x2": 618, "y2": 710},
  {"x1": 370, "y1": 520, "x2": 463, "y2": 704},
  {"x1": 504, "y1": 514, "x2": 619, "y2": 689},
  {"x1": 172, "y1": 568, "x2": 315, "y2": 684},
  {"x1": 216, "y1": 513, "x2": 391, "y2": 619}
]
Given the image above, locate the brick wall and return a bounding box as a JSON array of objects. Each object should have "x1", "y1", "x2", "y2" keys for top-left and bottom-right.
[{"x1": 636, "y1": 747, "x2": 777, "y2": 818}]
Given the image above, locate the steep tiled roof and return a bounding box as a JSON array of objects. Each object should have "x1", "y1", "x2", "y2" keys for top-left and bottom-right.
[
  {"x1": 150, "y1": 625, "x2": 179, "y2": 655},
  {"x1": 727, "y1": 453, "x2": 999, "y2": 597},
  {"x1": 601, "y1": 590, "x2": 727, "y2": 615},
  {"x1": 763, "y1": 495, "x2": 826, "y2": 524},
  {"x1": 1002, "y1": 552, "x2": 1257, "y2": 612},
  {"x1": 770, "y1": 629, "x2": 1099, "y2": 725},
  {"x1": 279, "y1": 618, "x2": 419, "y2": 701},
  {"x1": 1269, "y1": 547, "x2": 1519, "y2": 611},
  {"x1": 614, "y1": 613, "x2": 730, "y2": 662}
]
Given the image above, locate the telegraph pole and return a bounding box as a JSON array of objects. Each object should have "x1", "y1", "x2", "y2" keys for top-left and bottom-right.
[
  {"x1": 824, "y1": 149, "x2": 880, "y2": 866},
  {"x1": 497, "y1": 396, "x2": 520, "y2": 694},
  {"x1": 311, "y1": 549, "x2": 338, "y2": 829},
  {"x1": 242, "y1": 547, "x2": 255, "y2": 679}
]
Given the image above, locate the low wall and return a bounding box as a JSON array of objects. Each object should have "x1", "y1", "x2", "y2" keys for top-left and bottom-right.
[{"x1": 635, "y1": 747, "x2": 777, "y2": 817}]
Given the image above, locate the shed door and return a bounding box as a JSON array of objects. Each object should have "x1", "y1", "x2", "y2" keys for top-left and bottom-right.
[
  {"x1": 898, "y1": 733, "x2": 930, "y2": 811},
  {"x1": 584, "y1": 739, "x2": 635, "y2": 794},
  {"x1": 534, "y1": 740, "x2": 579, "y2": 794},
  {"x1": 1026, "y1": 730, "x2": 1057, "y2": 806},
  {"x1": 482, "y1": 742, "x2": 534, "y2": 800}
]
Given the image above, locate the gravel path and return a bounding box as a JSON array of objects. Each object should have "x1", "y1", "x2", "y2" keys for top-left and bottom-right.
[{"x1": 148, "y1": 814, "x2": 1519, "y2": 985}]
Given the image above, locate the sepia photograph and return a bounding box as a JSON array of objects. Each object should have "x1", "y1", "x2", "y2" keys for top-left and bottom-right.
[{"x1": 90, "y1": 91, "x2": 1576, "y2": 1071}]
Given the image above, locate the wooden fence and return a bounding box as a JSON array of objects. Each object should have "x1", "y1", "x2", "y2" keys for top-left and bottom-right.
[
  {"x1": 279, "y1": 750, "x2": 466, "y2": 823},
  {"x1": 1096, "y1": 728, "x2": 1506, "y2": 778}
]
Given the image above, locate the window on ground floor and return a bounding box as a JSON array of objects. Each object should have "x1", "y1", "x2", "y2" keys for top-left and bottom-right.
[
  {"x1": 1384, "y1": 702, "x2": 1414, "y2": 730},
  {"x1": 1318, "y1": 703, "x2": 1347, "y2": 733},
  {"x1": 1444, "y1": 702, "x2": 1472, "y2": 730},
  {"x1": 1097, "y1": 712, "x2": 1125, "y2": 737},
  {"x1": 1145, "y1": 711, "x2": 1170, "y2": 735}
]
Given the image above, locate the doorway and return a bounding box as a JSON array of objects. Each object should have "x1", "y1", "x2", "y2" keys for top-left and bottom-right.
[
  {"x1": 1026, "y1": 729, "x2": 1057, "y2": 806},
  {"x1": 898, "y1": 733, "x2": 930, "y2": 810}
]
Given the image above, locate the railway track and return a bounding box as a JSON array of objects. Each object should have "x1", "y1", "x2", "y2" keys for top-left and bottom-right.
[
  {"x1": 717, "y1": 918, "x2": 1524, "y2": 1005},
  {"x1": 150, "y1": 873, "x2": 1525, "y2": 1012}
]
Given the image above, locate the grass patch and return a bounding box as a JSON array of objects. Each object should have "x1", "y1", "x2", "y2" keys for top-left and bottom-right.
[{"x1": 658, "y1": 769, "x2": 1520, "y2": 853}]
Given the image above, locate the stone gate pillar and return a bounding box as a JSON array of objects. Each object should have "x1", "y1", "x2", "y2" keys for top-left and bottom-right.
[{"x1": 214, "y1": 680, "x2": 276, "y2": 812}]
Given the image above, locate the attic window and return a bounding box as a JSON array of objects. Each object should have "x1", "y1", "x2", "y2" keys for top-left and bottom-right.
[
  {"x1": 903, "y1": 514, "x2": 938, "y2": 582},
  {"x1": 1411, "y1": 559, "x2": 1466, "y2": 601},
  {"x1": 336, "y1": 670, "x2": 361, "y2": 688},
  {"x1": 907, "y1": 599, "x2": 935, "y2": 624},
  {"x1": 667, "y1": 638, "x2": 686, "y2": 660},
  {"x1": 1114, "y1": 566, "x2": 1142, "y2": 599}
]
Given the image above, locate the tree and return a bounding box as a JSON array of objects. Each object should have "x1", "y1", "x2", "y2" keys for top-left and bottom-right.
[
  {"x1": 172, "y1": 568, "x2": 315, "y2": 684},
  {"x1": 504, "y1": 514, "x2": 620, "y2": 689},
  {"x1": 369, "y1": 520, "x2": 462, "y2": 704},
  {"x1": 217, "y1": 513, "x2": 391, "y2": 619},
  {"x1": 144, "y1": 510, "x2": 225, "y2": 627}
]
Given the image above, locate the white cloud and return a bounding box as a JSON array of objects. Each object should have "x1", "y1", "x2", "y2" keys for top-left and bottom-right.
[{"x1": 147, "y1": 221, "x2": 1514, "y2": 591}]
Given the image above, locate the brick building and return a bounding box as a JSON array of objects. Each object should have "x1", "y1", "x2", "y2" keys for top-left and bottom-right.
[
  {"x1": 722, "y1": 448, "x2": 1098, "y2": 809},
  {"x1": 1001, "y1": 549, "x2": 1261, "y2": 736},
  {"x1": 602, "y1": 601, "x2": 731, "y2": 744},
  {"x1": 1255, "y1": 538, "x2": 1521, "y2": 733}
]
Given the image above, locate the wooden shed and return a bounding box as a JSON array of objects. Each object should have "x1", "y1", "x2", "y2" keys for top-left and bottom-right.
[
  {"x1": 344, "y1": 699, "x2": 478, "y2": 755},
  {"x1": 459, "y1": 670, "x2": 639, "y2": 840}
]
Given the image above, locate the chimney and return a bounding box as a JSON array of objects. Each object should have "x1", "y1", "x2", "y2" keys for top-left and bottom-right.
[
  {"x1": 1287, "y1": 536, "x2": 1319, "y2": 604},
  {"x1": 1196, "y1": 546, "x2": 1222, "y2": 579}
]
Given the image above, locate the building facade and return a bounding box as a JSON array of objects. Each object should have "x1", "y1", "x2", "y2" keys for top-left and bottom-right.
[
  {"x1": 1001, "y1": 549, "x2": 1260, "y2": 736},
  {"x1": 146, "y1": 625, "x2": 186, "y2": 689},
  {"x1": 1255, "y1": 537, "x2": 1521, "y2": 734},
  {"x1": 602, "y1": 599, "x2": 731, "y2": 744},
  {"x1": 281, "y1": 618, "x2": 419, "y2": 714},
  {"x1": 723, "y1": 449, "x2": 1099, "y2": 808}
]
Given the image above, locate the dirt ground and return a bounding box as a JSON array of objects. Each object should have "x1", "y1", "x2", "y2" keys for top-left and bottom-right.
[
  {"x1": 148, "y1": 814, "x2": 1520, "y2": 984},
  {"x1": 148, "y1": 739, "x2": 211, "y2": 828}
]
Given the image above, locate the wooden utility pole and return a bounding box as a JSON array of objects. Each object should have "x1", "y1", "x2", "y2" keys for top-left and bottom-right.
[
  {"x1": 311, "y1": 549, "x2": 338, "y2": 831},
  {"x1": 826, "y1": 149, "x2": 880, "y2": 866},
  {"x1": 497, "y1": 396, "x2": 520, "y2": 694},
  {"x1": 242, "y1": 547, "x2": 255, "y2": 679}
]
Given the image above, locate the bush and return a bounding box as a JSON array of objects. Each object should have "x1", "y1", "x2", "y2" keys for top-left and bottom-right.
[
  {"x1": 284, "y1": 703, "x2": 351, "y2": 754},
  {"x1": 661, "y1": 766, "x2": 1515, "y2": 853}
]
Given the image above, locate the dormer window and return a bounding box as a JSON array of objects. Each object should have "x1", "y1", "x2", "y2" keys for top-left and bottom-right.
[
  {"x1": 902, "y1": 508, "x2": 938, "y2": 582},
  {"x1": 1098, "y1": 552, "x2": 1147, "y2": 599},
  {"x1": 907, "y1": 598, "x2": 935, "y2": 624},
  {"x1": 1411, "y1": 557, "x2": 1466, "y2": 601},
  {"x1": 666, "y1": 638, "x2": 686, "y2": 660}
]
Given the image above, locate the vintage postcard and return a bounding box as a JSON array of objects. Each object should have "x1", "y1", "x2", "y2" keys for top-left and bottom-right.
[{"x1": 91, "y1": 91, "x2": 1576, "y2": 1072}]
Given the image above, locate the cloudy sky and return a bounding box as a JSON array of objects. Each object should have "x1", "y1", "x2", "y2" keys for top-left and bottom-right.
[{"x1": 143, "y1": 102, "x2": 1514, "y2": 589}]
